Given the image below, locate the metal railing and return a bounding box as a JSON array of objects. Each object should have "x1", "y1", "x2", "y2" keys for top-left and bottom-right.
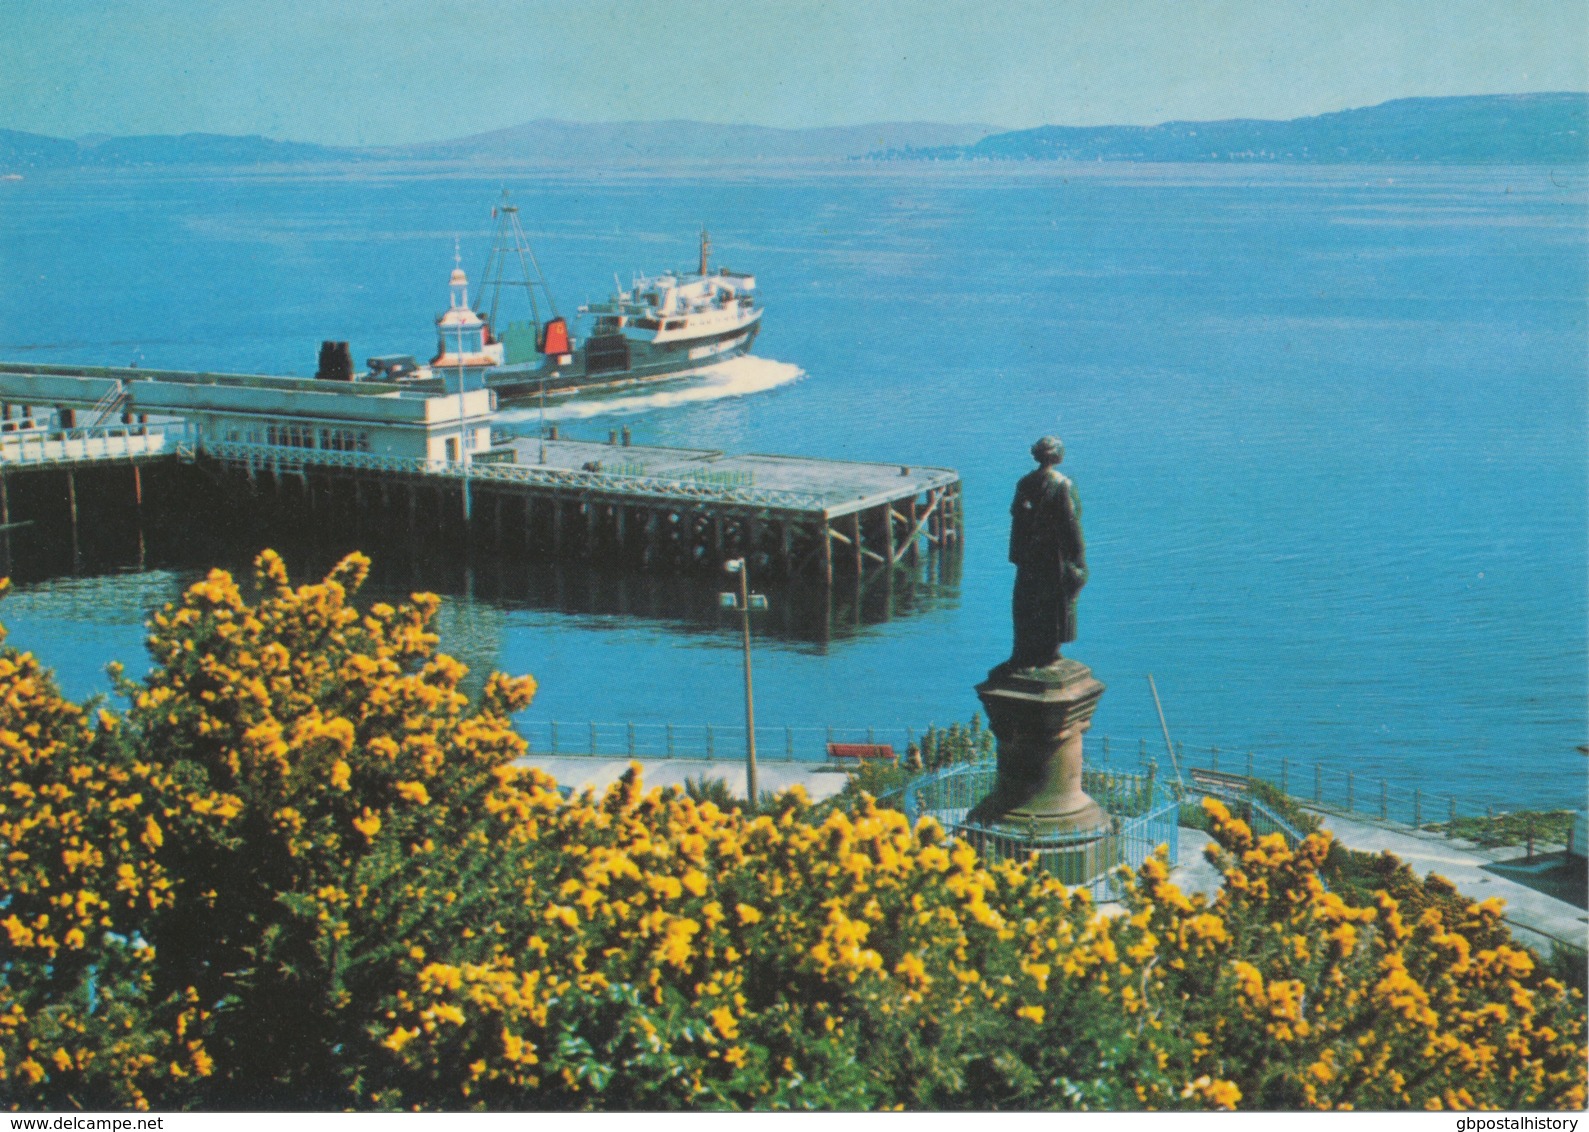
[
  {"x1": 522, "y1": 719, "x2": 924, "y2": 763},
  {"x1": 0, "y1": 421, "x2": 191, "y2": 467},
  {"x1": 200, "y1": 441, "x2": 833, "y2": 511},
  {"x1": 514, "y1": 719, "x2": 1579, "y2": 847},
  {"x1": 889, "y1": 758, "x2": 1310, "y2": 901},
  {"x1": 84, "y1": 380, "x2": 130, "y2": 429},
  {"x1": 1174, "y1": 778, "x2": 1312, "y2": 849},
  {"x1": 1089, "y1": 734, "x2": 1584, "y2": 839}
]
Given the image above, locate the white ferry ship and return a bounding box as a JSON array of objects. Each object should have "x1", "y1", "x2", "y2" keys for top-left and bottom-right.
[{"x1": 380, "y1": 200, "x2": 762, "y2": 405}]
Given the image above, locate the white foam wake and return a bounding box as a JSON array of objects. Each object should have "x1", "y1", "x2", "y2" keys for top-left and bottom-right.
[{"x1": 494, "y1": 354, "x2": 805, "y2": 425}]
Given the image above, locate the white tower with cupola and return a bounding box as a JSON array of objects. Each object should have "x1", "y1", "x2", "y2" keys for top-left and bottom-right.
[{"x1": 430, "y1": 242, "x2": 504, "y2": 390}]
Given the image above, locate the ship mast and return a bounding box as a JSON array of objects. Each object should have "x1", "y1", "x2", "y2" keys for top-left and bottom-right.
[
  {"x1": 475, "y1": 191, "x2": 559, "y2": 341},
  {"x1": 699, "y1": 226, "x2": 710, "y2": 276}
]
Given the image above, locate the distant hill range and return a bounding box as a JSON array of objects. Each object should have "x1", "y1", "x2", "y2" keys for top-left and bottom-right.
[
  {"x1": 0, "y1": 130, "x2": 355, "y2": 169},
  {"x1": 0, "y1": 121, "x2": 999, "y2": 170},
  {"x1": 874, "y1": 94, "x2": 1588, "y2": 164},
  {"x1": 378, "y1": 120, "x2": 999, "y2": 163},
  {"x1": 2, "y1": 95, "x2": 1584, "y2": 171}
]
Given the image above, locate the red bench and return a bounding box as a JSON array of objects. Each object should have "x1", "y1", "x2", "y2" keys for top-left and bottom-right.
[{"x1": 827, "y1": 742, "x2": 896, "y2": 763}]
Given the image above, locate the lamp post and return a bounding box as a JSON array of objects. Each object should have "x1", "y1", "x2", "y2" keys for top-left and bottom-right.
[
  {"x1": 456, "y1": 323, "x2": 472, "y2": 522},
  {"x1": 451, "y1": 238, "x2": 472, "y2": 523},
  {"x1": 721, "y1": 558, "x2": 767, "y2": 806}
]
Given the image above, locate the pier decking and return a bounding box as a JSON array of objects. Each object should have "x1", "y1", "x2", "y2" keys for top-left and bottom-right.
[{"x1": 204, "y1": 434, "x2": 961, "y2": 581}]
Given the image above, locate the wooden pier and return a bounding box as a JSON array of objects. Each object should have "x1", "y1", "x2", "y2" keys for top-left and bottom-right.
[
  {"x1": 0, "y1": 359, "x2": 960, "y2": 583},
  {"x1": 202, "y1": 434, "x2": 961, "y2": 582},
  {"x1": 0, "y1": 426, "x2": 962, "y2": 585}
]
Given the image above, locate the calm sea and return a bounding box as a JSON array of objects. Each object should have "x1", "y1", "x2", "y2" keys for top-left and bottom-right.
[{"x1": 0, "y1": 161, "x2": 1583, "y2": 809}]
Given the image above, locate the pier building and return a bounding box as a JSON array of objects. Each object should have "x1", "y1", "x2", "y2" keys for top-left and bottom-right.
[{"x1": 0, "y1": 362, "x2": 493, "y2": 464}]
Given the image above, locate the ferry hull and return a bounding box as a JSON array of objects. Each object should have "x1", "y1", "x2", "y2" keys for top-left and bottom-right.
[{"x1": 485, "y1": 315, "x2": 761, "y2": 405}]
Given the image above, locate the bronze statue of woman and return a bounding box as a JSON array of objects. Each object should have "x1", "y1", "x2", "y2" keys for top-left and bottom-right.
[{"x1": 1008, "y1": 436, "x2": 1087, "y2": 670}]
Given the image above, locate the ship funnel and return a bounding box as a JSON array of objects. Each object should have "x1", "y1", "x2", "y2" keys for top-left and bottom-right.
[
  {"x1": 316, "y1": 340, "x2": 354, "y2": 382},
  {"x1": 540, "y1": 316, "x2": 571, "y2": 356}
]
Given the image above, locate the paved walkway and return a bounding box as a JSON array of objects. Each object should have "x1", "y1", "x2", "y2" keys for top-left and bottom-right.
[
  {"x1": 518, "y1": 756, "x2": 1586, "y2": 955},
  {"x1": 1172, "y1": 828, "x2": 1225, "y2": 903}
]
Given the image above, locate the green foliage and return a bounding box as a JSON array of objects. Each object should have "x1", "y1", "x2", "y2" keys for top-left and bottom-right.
[
  {"x1": 828, "y1": 714, "x2": 999, "y2": 816},
  {"x1": 683, "y1": 774, "x2": 742, "y2": 812},
  {"x1": 915, "y1": 715, "x2": 994, "y2": 771},
  {"x1": 1179, "y1": 780, "x2": 1319, "y2": 840},
  {"x1": 1544, "y1": 941, "x2": 1588, "y2": 997},
  {"x1": 1084, "y1": 768, "x2": 1158, "y2": 819},
  {"x1": 1247, "y1": 779, "x2": 1323, "y2": 835},
  {"x1": 832, "y1": 714, "x2": 1001, "y2": 815},
  {"x1": 1426, "y1": 810, "x2": 1577, "y2": 848},
  {"x1": 831, "y1": 759, "x2": 918, "y2": 813}
]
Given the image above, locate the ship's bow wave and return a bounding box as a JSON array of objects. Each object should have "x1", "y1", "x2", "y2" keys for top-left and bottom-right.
[{"x1": 498, "y1": 355, "x2": 804, "y2": 424}]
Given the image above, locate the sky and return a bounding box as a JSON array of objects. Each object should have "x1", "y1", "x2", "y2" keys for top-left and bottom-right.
[{"x1": 1, "y1": 0, "x2": 1585, "y2": 145}]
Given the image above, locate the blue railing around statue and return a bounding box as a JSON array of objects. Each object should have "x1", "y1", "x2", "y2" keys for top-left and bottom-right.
[
  {"x1": 892, "y1": 763, "x2": 1314, "y2": 901},
  {"x1": 900, "y1": 763, "x2": 1182, "y2": 902}
]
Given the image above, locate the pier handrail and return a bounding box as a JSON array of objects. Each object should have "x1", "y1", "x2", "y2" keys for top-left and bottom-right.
[
  {"x1": 200, "y1": 441, "x2": 834, "y2": 511},
  {"x1": 0, "y1": 420, "x2": 190, "y2": 467}
]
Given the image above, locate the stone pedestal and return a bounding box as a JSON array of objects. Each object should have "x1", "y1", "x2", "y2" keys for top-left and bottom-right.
[{"x1": 966, "y1": 658, "x2": 1109, "y2": 835}]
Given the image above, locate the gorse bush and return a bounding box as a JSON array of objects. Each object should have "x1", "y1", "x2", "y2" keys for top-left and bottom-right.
[
  {"x1": 0, "y1": 555, "x2": 1582, "y2": 1110},
  {"x1": 0, "y1": 553, "x2": 537, "y2": 1108},
  {"x1": 1179, "y1": 778, "x2": 1322, "y2": 838},
  {"x1": 833, "y1": 759, "x2": 918, "y2": 809},
  {"x1": 0, "y1": 579, "x2": 176, "y2": 1106}
]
